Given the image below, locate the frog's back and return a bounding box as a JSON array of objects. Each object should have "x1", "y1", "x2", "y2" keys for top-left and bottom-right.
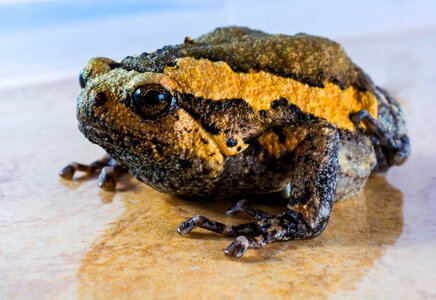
[
  {"x1": 121, "y1": 26, "x2": 374, "y2": 92},
  {"x1": 195, "y1": 27, "x2": 373, "y2": 91}
]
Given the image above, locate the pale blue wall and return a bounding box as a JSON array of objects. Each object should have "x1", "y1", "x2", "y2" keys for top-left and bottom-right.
[{"x1": 0, "y1": 0, "x2": 435, "y2": 87}]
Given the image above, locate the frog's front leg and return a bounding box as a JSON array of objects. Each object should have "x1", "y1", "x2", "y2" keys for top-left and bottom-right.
[
  {"x1": 178, "y1": 120, "x2": 339, "y2": 258},
  {"x1": 59, "y1": 154, "x2": 127, "y2": 191}
]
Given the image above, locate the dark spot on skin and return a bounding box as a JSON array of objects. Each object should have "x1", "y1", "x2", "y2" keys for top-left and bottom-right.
[
  {"x1": 211, "y1": 102, "x2": 222, "y2": 111},
  {"x1": 279, "y1": 97, "x2": 288, "y2": 106},
  {"x1": 271, "y1": 98, "x2": 288, "y2": 109},
  {"x1": 226, "y1": 138, "x2": 238, "y2": 147},
  {"x1": 273, "y1": 126, "x2": 286, "y2": 143},
  {"x1": 313, "y1": 81, "x2": 324, "y2": 88},
  {"x1": 179, "y1": 160, "x2": 193, "y2": 169},
  {"x1": 204, "y1": 123, "x2": 220, "y2": 135},
  {"x1": 259, "y1": 110, "x2": 268, "y2": 117},
  {"x1": 319, "y1": 71, "x2": 324, "y2": 80},
  {"x1": 237, "y1": 146, "x2": 242, "y2": 151},
  {"x1": 94, "y1": 92, "x2": 107, "y2": 107},
  {"x1": 271, "y1": 100, "x2": 279, "y2": 109},
  {"x1": 108, "y1": 61, "x2": 121, "y2": 69},
  {"x1": 243, "y1": 137, "x2": 254, "y2": 144},
  {"x1": 331, "y1": 78, "x2": 346, "y2": 90},
  {"x1": 154, "y1": 144, "x2": 164, "y2": 156}
]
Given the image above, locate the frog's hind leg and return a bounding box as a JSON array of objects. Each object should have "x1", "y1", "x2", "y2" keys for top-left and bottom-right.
[
  {"x1": 225, "y1": 199, "x2": 272, "y2": 221},
  {"x1": 177, "y1": 215, "x2": 263, "y2": 236},
  {"x1": 230, "y1": 183, "x2": 293, "y2": 219},
  {"x1": 178, "y1": 120, "x2": 340, "y2": 258},
  {"x1": 59, "y1": 154, "x2": 127, "y2": 191},
  {"x1": 178, "y1": 199, "x2": 272, "y2": 236}
]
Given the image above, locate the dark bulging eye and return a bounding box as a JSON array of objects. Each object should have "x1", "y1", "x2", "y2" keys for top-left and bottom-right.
[
  {"x1": 79, "y1": 69, "x2": 86, "y2": 88},
  {"x1": 133, "y1": 88, "x2": 167, "y2": 106},
  {"x1": 131, "y1": 85, "x2": 172, "y2": 119}
]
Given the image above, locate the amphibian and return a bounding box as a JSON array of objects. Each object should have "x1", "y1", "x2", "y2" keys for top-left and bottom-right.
[{"x1": 60, "y1": 27, "x2": 410, "y2": 258}]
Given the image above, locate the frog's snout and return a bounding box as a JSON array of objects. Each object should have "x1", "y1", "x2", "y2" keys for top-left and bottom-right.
[
  {"x1": 79, "y1": 57, "x2": 120, "y2": 89},
  {"x1": 77, "y1": 87, "x2": 107, "y2": 125}
]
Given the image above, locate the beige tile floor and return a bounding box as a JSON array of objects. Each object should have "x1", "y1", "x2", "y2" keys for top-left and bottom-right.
[{"x1": 1, "y1": 31, "x2": 435, "y2": 299}]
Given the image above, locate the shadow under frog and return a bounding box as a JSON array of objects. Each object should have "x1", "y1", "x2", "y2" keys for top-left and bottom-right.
[{"x1": 77, "y1": 175, "x2": 403, "y2": 299}]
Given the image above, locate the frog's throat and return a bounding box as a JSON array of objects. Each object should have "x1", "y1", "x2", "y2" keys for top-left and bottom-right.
[{"x1": 164, "y1": 57, "x2": 378, "y2": 131}]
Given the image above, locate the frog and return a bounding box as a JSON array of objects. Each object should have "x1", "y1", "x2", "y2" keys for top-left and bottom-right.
[{"x1": 60, "y1": 26, "x2": 410, "y2": 258}]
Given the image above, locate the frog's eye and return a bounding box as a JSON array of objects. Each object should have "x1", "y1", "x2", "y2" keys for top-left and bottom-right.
[
  {"x1": 79, "y1": 69, "x2": 86, "y2": 88},
  {"x1": 131, "y1": 85, "x2": 172, "y2": 119}
]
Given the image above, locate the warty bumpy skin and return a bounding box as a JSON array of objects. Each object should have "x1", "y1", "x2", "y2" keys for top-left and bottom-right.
[{"x1": 60, "y1": 26, "x2": 410, "y2": 257}]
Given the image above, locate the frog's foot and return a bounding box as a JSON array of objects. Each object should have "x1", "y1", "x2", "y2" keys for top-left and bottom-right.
[
  {"x1": 177, "y1": 214, "x2": 268, "y2": 258},
  {"x1": 351, "y1": 109, "x2": 410, "y2": 171},
  {"x1": 59, "y1": 154, "x2": 126, "y2": 191},
  {"x1": 177, "y1": 215, "x2": 262, "y2": 236},
  {"x1": 224, "y1": 235, "x2": 271, "y2": 258},
  {"x1": 177, "y1": 211, "x2": 314, "y2": 258},
  {"x1": 225, "y1": 199, "x2": 272, "y2": 221}
]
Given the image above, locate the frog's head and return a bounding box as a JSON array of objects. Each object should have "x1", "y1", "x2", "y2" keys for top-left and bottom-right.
[{"x1": 76, "y1": 57, "x2": 224, "y2": 195}]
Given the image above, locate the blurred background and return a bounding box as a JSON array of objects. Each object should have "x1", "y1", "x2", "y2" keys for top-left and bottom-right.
[{"x1": 1, "y1": 0, "x2": 435, "y2": 90}]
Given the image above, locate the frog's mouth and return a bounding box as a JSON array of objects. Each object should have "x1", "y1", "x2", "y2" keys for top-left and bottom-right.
[
  {"x1": 78, "y1": 122, "x2": 170, "y2": 156},
  {"x1": 79, "y1": 123, "x2": 131, "y2": 151}
]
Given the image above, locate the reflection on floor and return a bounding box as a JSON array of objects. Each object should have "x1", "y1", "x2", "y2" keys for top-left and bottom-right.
[{"x1": 77, "y1": 175, "x2": 402, "y2": 299}]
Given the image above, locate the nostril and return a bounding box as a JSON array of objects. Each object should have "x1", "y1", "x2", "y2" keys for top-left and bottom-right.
[{"x1": 94, "y1": 92, "x2": 107, "y2": 107}]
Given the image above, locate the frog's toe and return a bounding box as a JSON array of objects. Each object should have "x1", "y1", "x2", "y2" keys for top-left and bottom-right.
[
  {"x1": 225, "y1": 199, "x2": 249, "y2": 216},
  {"x1": 59, "y1": 164, "x2": 76, "y2": 180},
  {"x1": 98, "y1": 166, "x2": 117, "y2": 191},
  {"x1": 177, "y1": 215, "x2": 205, "y2": 235},
  {"x1": 224, "y1": 236, "x2": 249, "y2": 258},
  {"x1": 59, "y1": 154, "x2": 127, "y2": 190},
  {"x1": 59, "y1": 155, "x2": 111, "y2": 180}
]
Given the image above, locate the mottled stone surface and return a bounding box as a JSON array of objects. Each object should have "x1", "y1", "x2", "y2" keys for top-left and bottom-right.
[{"x1": 1, "y1": 31, "x2": 436, "y2": 299}]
